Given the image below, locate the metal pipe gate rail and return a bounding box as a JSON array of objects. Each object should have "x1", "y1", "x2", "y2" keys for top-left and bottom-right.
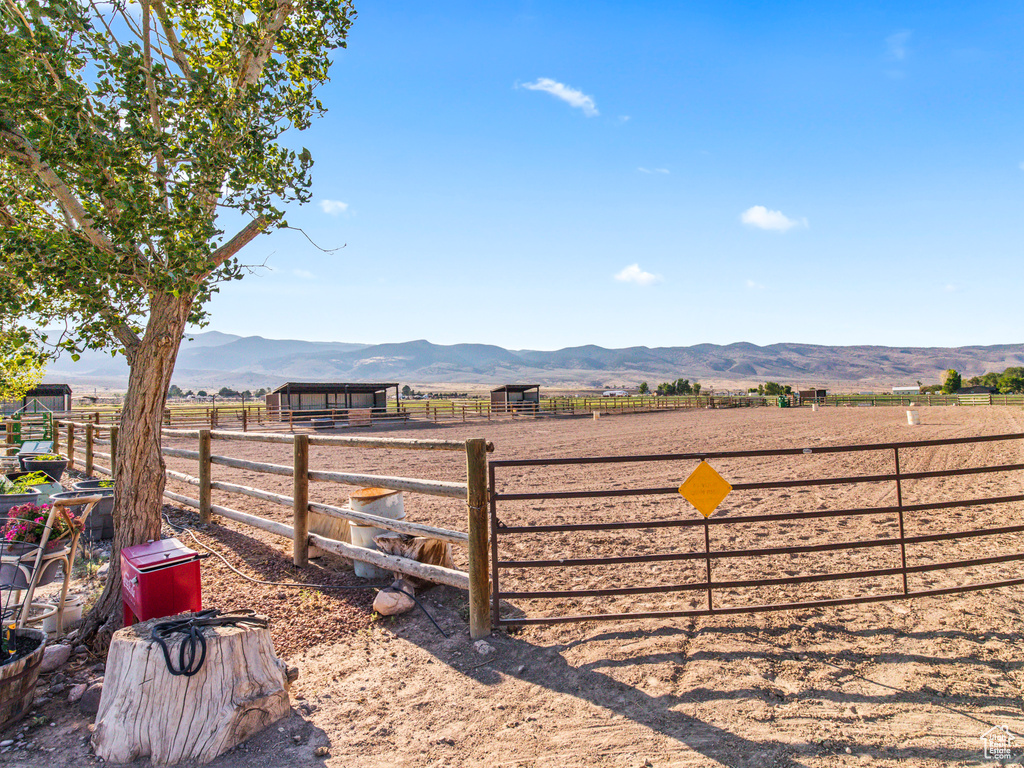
[{"x1": 489, "y1": 432, "x2": 1024, "y2": 627}]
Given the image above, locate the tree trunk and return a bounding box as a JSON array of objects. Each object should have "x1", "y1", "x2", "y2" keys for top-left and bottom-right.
[{"x1": 79, "y1": 291, "x2": 193, "y2": 652}]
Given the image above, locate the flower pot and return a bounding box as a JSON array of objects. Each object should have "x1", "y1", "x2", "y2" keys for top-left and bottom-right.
[
  {"x1": 0, "y1": 627, "x2": 46, "y2": 729},
  {"x1": 15, "y1": 453, "x2": 45, "y2": 472},
  {"x1": 5, "y1": 474, "x2": 62, "y2": 504},
  {"x1": 72, "y1": 480, "x2": 115, "y2": 493},
  {"x1": 0, "y1": 488, "x2": 41, "y2": 517},
  {"x1": 21, "y1": 456, "x2": 68, "y2": 484},
  {"x1": 51, "y1": 490, "x2": 114, "y2": 540},
  {"x1": 0, "y1": 545, "x2": 68, "y2": 589}
]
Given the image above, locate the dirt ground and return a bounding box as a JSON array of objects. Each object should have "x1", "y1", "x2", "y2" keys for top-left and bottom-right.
[{"x1": 6, "y1": 405, "x2": 1024, "y2": 767}]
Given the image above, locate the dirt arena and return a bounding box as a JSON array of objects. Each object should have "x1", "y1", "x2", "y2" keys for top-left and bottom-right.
[{"x1": 13, "y1": 405, "x2": 1024, "y2": 767}]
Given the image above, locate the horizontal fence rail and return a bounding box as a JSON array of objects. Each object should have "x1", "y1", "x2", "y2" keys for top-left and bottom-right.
[
  {"x1": 489, "y1": 432, "x2": 1024, "y2": 627},
  {"x1": 52, "y1": 420, "x2": 494, "y2": 638}
]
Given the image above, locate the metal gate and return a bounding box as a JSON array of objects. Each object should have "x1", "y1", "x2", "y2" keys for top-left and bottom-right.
[{"x1": 489, "y1": 433, "x2": 1024, "y2": 628}]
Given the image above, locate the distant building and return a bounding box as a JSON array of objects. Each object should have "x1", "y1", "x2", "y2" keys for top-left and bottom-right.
[
  {"x1": 1, "y1": 384, "x2": 72, "y2": 415},
  {"x1": 892, "y1": 386, "x2": 920, "y2": 395},
  {"x1": 491, "y1": 384, "x2": 540, "y2": 412},
  {"x1": 957, "y1": 385, "x2": 998, "y2": 395},
  {"x1": 265, "y1": 382, "x2": 398, "y2": 421},
  {"x1": 798, "y1": 388, "x2": 827, "y2": 402}
]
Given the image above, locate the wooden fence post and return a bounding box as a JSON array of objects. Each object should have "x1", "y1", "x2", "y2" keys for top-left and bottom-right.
[
  {"x1": 53, "y1": 421, "x2": 61, "y2": 455},
  {"x1": 466, "y1": 437, "x2": 490, "y2": 639},
  {"x1": 109, "y1": 425, "x2": 118, "y2": 476},
  {"x1": 199, "y1": 429, "x2": 212, "y2": 524},
  {"x1": 66, "y1": 423, "x2": 75, "y2": 470},
  {"x1": 241, "y1": 409, "x2": 248, "y2": 433},
  {"x1": 292, "y1": 434, "x2": 309, "y2": 567},
  {"x1": 5, "y1": 421, "x2": 12, "y2": 448},
  {"x1": 85, "y1": 423, "x2": 94, "y2": 477}
]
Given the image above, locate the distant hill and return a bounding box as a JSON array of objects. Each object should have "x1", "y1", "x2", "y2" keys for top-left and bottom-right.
[{"x1": 42, "y1": 333, "x2": 1024, "y2": 392}]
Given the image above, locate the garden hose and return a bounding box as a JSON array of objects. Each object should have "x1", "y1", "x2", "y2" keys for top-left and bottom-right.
[{"x1": 151, "y1": 608, "x2": 268, "y2": 676}]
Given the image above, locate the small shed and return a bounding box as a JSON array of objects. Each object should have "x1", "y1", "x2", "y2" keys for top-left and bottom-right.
[
  {"x1": 265, "y1": 382, "x2": 398, "y2": 421},
  {"x1": 957, "y1": 385, "x2": 998, "y2": 395},
  {"x1": 892, "y1": 386, "x2": 920, "y2": 396},
  {"x1": 491, "y1": 384, "x2": 540, "y2": 413},
  {"x1": 1, "y1": 384, "x2": 73, "y2": 415},
  {"x1": 798, "y1": 388, "x2": 827, "y2": 403}
]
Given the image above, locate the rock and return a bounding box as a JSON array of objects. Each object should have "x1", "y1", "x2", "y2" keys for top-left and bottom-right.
[
  {"x1": 91, "y1": 663, "x2": 105, "y2": 673},
  {"x1": 474, "y1": 640, "x2": 495, "y2": 656},
  {"x1": 96, "y1": 564, "x2": 109, "y2": 581},
  {"x1": 49, "y1": 683, "x2": 66, "y2": 694},
  {"x1": 40, "y1": 644, "x2": 72, "y2": 674},
  {"x1": 372, "y1": 579, "x2": 416, "y2": 616},
  {"x1": 74, "y1": 645, "x2": 89, "y2": 655},
  {"x1": 80, "y1": 683, "x2": 103, "y2": 715},
  {"x1": 0, "y1": 740, "x2": 11, "y2": 748},
  {"x1": 314, "y1": 746, "x2": 330, "y2": 757},
  {"x1": 68, "y1": 684, "x2": 88, "y2": 703}
]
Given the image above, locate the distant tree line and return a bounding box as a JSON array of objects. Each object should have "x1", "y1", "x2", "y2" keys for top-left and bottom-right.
[
  {"x1": 654, "y1": 378, "x2": 702, "y2": 396},
  {"x1": 964, "y1": 367, "x2": 1024, "y2": 394},
  {"x1": 167, "y1": 385, "x2": 269, "y2": 399},
  {"x1": 747, "y1": 382, "x2": 793, "y2": 396}
]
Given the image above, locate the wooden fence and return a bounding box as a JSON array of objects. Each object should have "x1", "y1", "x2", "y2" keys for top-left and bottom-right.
[{"x1": 56, "y1": 420, "x2": 494, "y2": 639}]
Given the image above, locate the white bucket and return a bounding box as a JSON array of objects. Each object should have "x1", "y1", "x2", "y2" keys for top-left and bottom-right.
[
  {"x1": 348, "y1": 489, "x2": 404, "y2": 579},
  {"x1": 349, "y1": 523, "x2": 391, "y2": 579},
  {"x1": 811, "y1": 403, "x2": 819, "y2": 412},
  {"x1": 350, "y1": 488, "x2": 405, "y2": 520},
  {"x1": 42, "y1": 596, "x2": 84, "y2": 634},
  {"x1": 907, "y1": 410, "x2": 920, "y2": 426}
]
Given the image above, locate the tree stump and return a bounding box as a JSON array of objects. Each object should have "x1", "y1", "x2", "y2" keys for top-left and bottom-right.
[{"x1": 92, "y1": 614, "x2": 291, "y2": 765}]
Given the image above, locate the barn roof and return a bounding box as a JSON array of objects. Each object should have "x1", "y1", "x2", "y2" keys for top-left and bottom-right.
[
  {"x1": 490, "y1": 384, "x2": 540, "y2": 394},
  {"x1": 270, "y1": 382, "x2": 398, "y2": 395},
  {"x1": 26, "y1": 384, "x2": 72, "y2": 396}
]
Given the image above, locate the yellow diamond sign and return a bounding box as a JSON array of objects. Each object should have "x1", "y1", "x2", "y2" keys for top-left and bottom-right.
[{"x1": 678, "y1": 461, "x2": 732, "y2": 518}]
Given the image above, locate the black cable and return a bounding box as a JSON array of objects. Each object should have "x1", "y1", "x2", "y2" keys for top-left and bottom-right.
[{"x1": 151, "y1": 609, "x2": 268, "y2": 676}]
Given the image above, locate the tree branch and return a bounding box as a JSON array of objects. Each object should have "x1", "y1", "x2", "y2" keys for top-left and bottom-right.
[
  {"x1": 202, "y1": 217, "x2": 269, "y2": 276},
  {"x1": 0, "y1": 120, "x2": 122, "y2": 258},
  {"x1": 233, "y1": 1, "x2": 293, "y2": 97},
  {"x1": 150, "y1": 1, "x2": 193, "y2": 80}
]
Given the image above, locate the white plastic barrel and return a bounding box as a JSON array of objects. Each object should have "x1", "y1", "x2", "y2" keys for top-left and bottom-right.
[
  {"x1": 811, "y1": 403, "x2": 819, "y2": 412},
  {"x1": 348, "y1": 489, "x2": 405, "y2": 579},
  {"x1": 907, "y1": 410, "x2": 920, "y2": 426}
]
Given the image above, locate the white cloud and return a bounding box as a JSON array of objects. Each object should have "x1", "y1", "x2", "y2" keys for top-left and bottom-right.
[
  {"x1": 520, "y1": 78, "x2": 598, "y2": 117},
  {"x1": 745, "y1": 279, "x2": 765, "y2": 290},
  {"x1": 740, "y1": 205, "x2": 807, "y2": 232},
  {"x1": 944, "y1": 283, "x2": 957, "y2": 293},
  {"x1": 319, "y1": 199, "x2": 349, "y2": 216},
  {"x1": 886, "y1": 31, "x2": 912, "y2": 61},
  {"x1": 614, "y1": 264, "x2": 662, "y2": 286},
  {"x1": 1018, "y1": 161, "x2": 1024, "y2": 171},
  {"x1": 638, "y1": 167, "x2": 669, "y2": 174},
  {"x1": 293, "y1": 269, "x2": 315, "y2": 279}
]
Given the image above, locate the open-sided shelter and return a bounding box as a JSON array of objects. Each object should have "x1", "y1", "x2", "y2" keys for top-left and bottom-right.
[
  {"x1": 265, "y1": 382, "x2": 399, "y2": 421},
  {"x1": 490, "y1": 384, "x2": 541, "y2": 413},
  {"x1": 1, "y1": 384, "x2": 72, "y2": 415}
]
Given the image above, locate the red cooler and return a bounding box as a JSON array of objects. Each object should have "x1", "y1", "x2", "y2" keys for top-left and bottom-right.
[{"x1": 121, "y1": 538, "x2": 202, "y2": 625}]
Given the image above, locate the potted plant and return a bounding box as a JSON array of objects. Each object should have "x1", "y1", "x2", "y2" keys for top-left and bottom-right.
[
  {"x1": 0, "y1": 472, "x2": 49, "y2": 516},
  {"x1": 0, "y1": 626, "x2": 46, "y2": 729},
  {"x1": 0, "y1": 502, "x2": 83, "y2": 589},
  {"x1": 72, "y1": 479, "x2": 115, "y2": 493},
  {"x1": 21, "y1": 454, "x2": 68, "y2": 483}
]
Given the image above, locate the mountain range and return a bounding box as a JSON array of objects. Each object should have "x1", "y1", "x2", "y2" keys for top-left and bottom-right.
[{"x1": 42, "y1": 333, "x2": 1024, "y2": 393}]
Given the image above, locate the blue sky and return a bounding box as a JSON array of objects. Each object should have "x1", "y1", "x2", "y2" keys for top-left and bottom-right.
[{"x1": 202, "y1": 1, "x2": 1024, "y2": 350}]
